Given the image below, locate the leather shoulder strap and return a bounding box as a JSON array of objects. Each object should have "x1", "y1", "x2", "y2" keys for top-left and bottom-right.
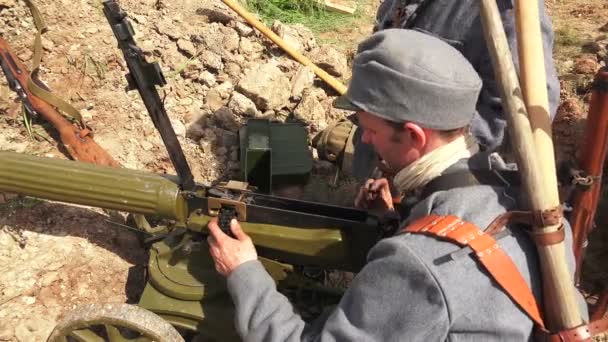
[{"x1": 404, "y1": 215, "x2": 546, "y2": 329}]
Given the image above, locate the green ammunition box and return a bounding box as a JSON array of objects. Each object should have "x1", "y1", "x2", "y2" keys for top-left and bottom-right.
[{"x1": 239, "y1": 119, "x2": 312, "y2": 193}]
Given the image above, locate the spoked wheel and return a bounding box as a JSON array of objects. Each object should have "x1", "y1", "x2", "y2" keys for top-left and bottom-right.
[{"x1": 47, "y1": 303, "x2": 184, "y2": 342}]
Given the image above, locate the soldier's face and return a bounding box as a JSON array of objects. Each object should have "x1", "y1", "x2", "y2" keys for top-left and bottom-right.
[{"x1": 357, "y1": 112, "x2": 422, "y2": 172}]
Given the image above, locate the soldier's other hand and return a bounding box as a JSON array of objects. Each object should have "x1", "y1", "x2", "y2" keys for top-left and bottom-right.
[
  {"x1": 207, "y1": 218, "x2": 257, "y2": 277},
  {"x1": 355, "y1": 178, "x2": 394, "y2": 214}
]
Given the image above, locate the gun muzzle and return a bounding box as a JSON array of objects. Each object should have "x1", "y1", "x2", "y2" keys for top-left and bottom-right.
[{"x1": 0, "y1": 152, "x2": 187, "y2": 221}]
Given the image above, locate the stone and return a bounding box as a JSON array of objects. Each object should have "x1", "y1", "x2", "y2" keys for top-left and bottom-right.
[
  {"x1": 170, "y1": 118, "x2": 186, "y2": 138},
  {"x1": 37, "y1": 286, "x2": 58, "y2": 307},
  {"x1": 582, "y1": 40, "x2": 603, "y2": 54},
  {"x1": 22, "y1": 296, "x2": 36, "y2": 305},
  {"x1": 271, "y1": 21, "x2": 316, "y2": 53},
  {"x1": 14, "y1": 323, "x2": 31, "y2": 342},
  {"x1": 186, "y1": 122, "x2": 206, "y2": 140},
  {"x1": 18, "y1": 49, "x2": 33, "y2": 62},
  {"x1": 0, "y1": 320, "x2": 14, "y2": 341},
  {"x1": 311, "y1": 45, "x2": 348, "y2": 77},
  {"x1": 81, "y1": 109, "x2": 94, "y2": 121},
  {"x1": 41, "y1": 38, "x2": 55, "y2": 51},
  {"x1": 14, "y1": 317, "x2": 53, "y2": 342},
  {"x1": 216, "y1": 129, "x2": 239, "y2": 147},
  {"x1": 214, "y1": 107, "x2": 240, "y2": 132},
  {"x1": 140, "y1": 40, "x2": 156, "y2": 55},
  {"x1": 200, "y1": 50, "x2": 223, "y2": 71},
  {"x1": 215, "y1": 81, "x2": 234, "y2": 98},
  {"x1": 179, "y1": 97, "x2": 194, "y2": 106},
  {"x1": 239, "y1": 37, "x2": 254, "y2": 55},
  {"x1": 141, "y1": 140, "x2": 154, "y2": 151},
  {"x1": 197, "y1": 6, "x2": 236, "y2": 24},
  {"x1": 131, "y1": 14, "x2": 148, "y2": 25},
  {"x1": 237, "y1": 62, "x2": 291, "y2": 111},
  {"x1": 561, "y1": 60, "x2": 574, "y2": 71},
  {"x1": 200, "y1": 24, "x2": 240, "y2": 56},
  {"x1": 177, "y1": 38, "x2": 197, "y2": 57},
  {"x1": 216, "y1": 146, "x2": 228, "y2": 156},
  {"x1": 202, "y1": 128, "x2": 217, "y2": 143},
  {"x1": 230, "y1": 149, "x2": 239, "y2": 161},
  {"x1": 41, "y1": 271, "x2": 59, "y2": 286},
  {"x1": 291, "y1": 66, "x2": 316, "y2": 99},
  {"x1": 0, "y1": 0, "x2": 16, "y2": 9},
  {"x1": 206, "y1": 89, "x2": 225, "y2": 111},
  {"x1": 199, "y1": 140, "x2": 211, "y2": 153},
  {"x1": 278, "y1": 58, "x2": 300, "y2": 74},
  {"x1": 222, "y1": 28, "x2": 241, "y2": 53},
  {"x1": 228, "y1": 92, "x2": 259, "y2": 117},
  {"x1": 601, "y1": 22, "x2": 608, "y2": 33},
  {"x1": 198, "y1": 70, "x2": 216, "y2": 87},
  {"x1": 228, "y1": 161, "x2": 240, "y2": 170},
  {"x1": 155, "y1": 18, "x2": 183, "y2": 40},
  {"x1": 294, "y1": 89, "x2": 327, "y2": 130},
  {"x1": 314, "y1": 160, "x2": 335, "y2": 173},
  {"x1": 573, "y1": 56, "x2": 600, "y2": 74},
  {"x1": 235, "y1": 21, "x2": 254, "y2": 37},
  {"x1": 224, "y1": 62, "x2": 241, "y2": 79},
  {"x1": 0, "y1": 192, "x2": 18, "y2": 204}
]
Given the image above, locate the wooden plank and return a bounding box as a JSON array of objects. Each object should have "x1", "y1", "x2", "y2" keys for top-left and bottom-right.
[{"x1": 317, "y1": 0, "x2": 357, "y2": 15}]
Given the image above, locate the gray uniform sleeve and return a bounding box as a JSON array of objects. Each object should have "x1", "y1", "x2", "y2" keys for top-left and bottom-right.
[{"x1": 226, "y1": 238, "x2": 449, "y2": 342}]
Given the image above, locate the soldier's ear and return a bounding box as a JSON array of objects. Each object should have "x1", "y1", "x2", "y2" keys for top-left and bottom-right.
[{"x1": 404, "y1": 122, "x2": 427, "y2": 148}]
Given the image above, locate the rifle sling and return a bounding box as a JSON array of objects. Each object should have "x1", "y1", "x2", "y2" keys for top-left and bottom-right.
[{"x1": 23, "y1": 0, "x2": 85, "y2": 126}]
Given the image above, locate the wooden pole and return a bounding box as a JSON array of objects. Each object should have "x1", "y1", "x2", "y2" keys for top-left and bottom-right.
[
  {"x1": 514, "y1": 0, "x2": 584, "y2": 330},
  {"x1": 478, "y1": 1, "x2": 544, "y2": 214},
  {"x1": 220, "y1": 0, "x2": 348, "y2": 95},
  {"x1": 480, "y1": 0, "x2": 583, "y2": 331}
]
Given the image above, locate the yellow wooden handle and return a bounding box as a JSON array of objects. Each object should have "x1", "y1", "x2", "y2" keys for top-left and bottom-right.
[
  {"x1": 221, "y1": 0, "x2": 348, "y2": 95},
  {"x1": 515, "y1": 0, "x2": 584, "y2": 330}
]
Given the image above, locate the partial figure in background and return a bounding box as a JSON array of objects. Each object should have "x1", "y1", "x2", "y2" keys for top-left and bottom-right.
[{"x1": 314, "y1": 0, "x2": 560, "y2": 180}]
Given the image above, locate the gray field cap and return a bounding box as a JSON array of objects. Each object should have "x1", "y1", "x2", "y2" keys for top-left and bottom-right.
[{"x1": 334, "y1": 29, "x2": 482, "y2": 130}]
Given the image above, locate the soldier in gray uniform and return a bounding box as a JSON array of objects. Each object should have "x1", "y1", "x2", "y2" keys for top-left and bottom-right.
[{"x1": 206, "y1": 30, "x2": 583, "y2": 341}]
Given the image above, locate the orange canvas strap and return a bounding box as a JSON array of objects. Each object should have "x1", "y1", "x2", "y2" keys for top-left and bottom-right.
[{"x1": 404, "y1": 214, "x2": 546, "y2": 330}]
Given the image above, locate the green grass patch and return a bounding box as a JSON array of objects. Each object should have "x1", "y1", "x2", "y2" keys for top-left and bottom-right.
[
  {"x1": 245, "y1": 0, "x2": 364, "y2": 34},
  {"x1": 554, "y1": 26, "x2": 584, "y2": 48}
]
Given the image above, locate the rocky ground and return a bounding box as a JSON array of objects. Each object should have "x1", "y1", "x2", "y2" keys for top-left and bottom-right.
[
  {"x1": 0, "y1": 0, "x2": 606, "y2": 340},
  {"x1": 0, "y1": 0, "x2": 366, "y2": 340}
]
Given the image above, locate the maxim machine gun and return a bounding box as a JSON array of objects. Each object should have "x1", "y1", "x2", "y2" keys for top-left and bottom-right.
[{"x1": 0, "y1": 1, "x2": 396, "y2": 341}]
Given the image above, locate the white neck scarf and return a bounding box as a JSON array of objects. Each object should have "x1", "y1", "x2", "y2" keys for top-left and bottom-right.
[{"x1": 393, "y1": 135, "x2": 479, "y2": 195}]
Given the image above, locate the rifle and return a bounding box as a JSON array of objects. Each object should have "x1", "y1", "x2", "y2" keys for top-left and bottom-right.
[
  {"x1": 570, "y1": 68, "x2": 608, "y2": 319},
  {"x1": 0, "y1": 36, "x2": 120, "y2": 167}
]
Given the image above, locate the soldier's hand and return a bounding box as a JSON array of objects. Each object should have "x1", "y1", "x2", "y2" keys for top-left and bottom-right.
[
  {"x1": 355, "y1": 178, "x2": 394, "y2": 214},
  {"x1": 207, "y1": 218, "x2": 257, "y2": 277}
]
